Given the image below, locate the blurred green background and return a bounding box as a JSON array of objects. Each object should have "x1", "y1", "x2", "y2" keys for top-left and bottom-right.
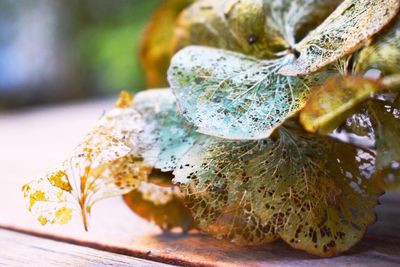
[{"x1": 0, "y1": 0, "x2": 161, "y2": 109}]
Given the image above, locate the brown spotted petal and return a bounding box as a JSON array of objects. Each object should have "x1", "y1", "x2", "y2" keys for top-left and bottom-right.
[
  {"x1": 173, "y1": 128, "x2": 380, "y2": 255},
  {"x1": 279, "y1": 0, "x2": 400, "y2": 76},
  {"x1": 173, "y1": 138, "x2": 280, "y2": 245},
  {"x1": 272, "y1": 129, "x2": 380, "y2": 257}
]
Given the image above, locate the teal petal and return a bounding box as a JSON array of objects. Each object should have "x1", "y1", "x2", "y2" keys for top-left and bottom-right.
[
  {"x1": 168, "y1": 46, "x2": 317, "y2": 140},
  {"x1": 134, "y1": 89, "x2": 204, "y2": 171}
]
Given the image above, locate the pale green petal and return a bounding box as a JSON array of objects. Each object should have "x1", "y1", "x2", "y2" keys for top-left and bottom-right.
[
  {"x1": 133, "y1": 89, "x2": 205, "y2": 171},
  {"x1": 169, "y1": 46, "x2": 322, "y2": 140}
]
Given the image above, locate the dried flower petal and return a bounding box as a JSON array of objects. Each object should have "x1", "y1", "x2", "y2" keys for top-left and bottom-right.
[
  {"x1": 172, "y1": 0, "x2": 341, "y2": 58},
  {"x1": 279, "y1": 0, "x2": 400, "y2": 76},
  {"x1": 368, "y1": 99, "x2": 400, "y2": 190},
  {"x1": 172, "y1": 0, "x2": 286, "y2": 59},
  {"x1": 300, "y1": 76, "x2": 381, "y2": 134},
  {"x1": 22, "y1": 176, "x2": 75, "y2": 226},
  {"x1": 23, "y1": 93, "x2": 151, "y2": 230},
  {"x1": 133, "y1": 89, "x2": 204, "y2": 171},
  {"x1": 123, "y1": 182, "x2": 196, "y2": 232},
  {"x1": 140, "y1": 0, "x2": 195, "y2": 87},
  {"x1": 263, "y1": 0, "x2": 342, "y2": 46},
  {"x1": 356, "y1": 17, "x2": 400, "y2": 76},
  {"x1": 174, "y1": 127, "x2": 381, "y2": 256},
  {"x1": 344, "y1": 109, "x2": 374, "y2": 138},
  {"x1": 169, "y1": 46, "x2": 327, "y2": 140}
]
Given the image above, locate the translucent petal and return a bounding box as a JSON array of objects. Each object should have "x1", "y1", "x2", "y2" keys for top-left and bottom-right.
[
  {"x1": 168, "y1": 46, "x2": 326, "y2": 140},
  {"x1": 123, "y1": 182, "x2": 196, "y2": 232},
  {"x1": 174, "y1": 127, "x2": 381, "y2": 256},
  {"x1": 133, "y1": 89, "x2": 205, "y2": 171},
  {"x1": 279, "y1": 0, "x2": 400, "y2": 76},
  {"x1": 22, "y1": 176, "x2": 75, "y2": 226},
  {"x1": 356, "y1": 17, "x2": 400, "y2": 76},
  {"x1": 23, "y1": 93, "x2": 152, "y2": 230},
  {"x1": 173, "y1": 138, "x2": 280, "y2": 244},
  {"x1": 300, "y1": 76, "x2": 381, "y2": 134}
]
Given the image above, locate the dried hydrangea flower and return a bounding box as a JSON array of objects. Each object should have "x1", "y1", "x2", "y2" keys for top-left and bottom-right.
[{"x1": 168, "y1": 0, "x2": 399, "y2": 140}]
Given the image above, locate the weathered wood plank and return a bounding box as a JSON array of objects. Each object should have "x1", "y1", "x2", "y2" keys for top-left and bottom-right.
[
  {"x1": 0, "y1": 229, "x2": 172, "y2": 267},
  {"x1": 1, "y1": 100, "x2": 400, "y2": 266}
]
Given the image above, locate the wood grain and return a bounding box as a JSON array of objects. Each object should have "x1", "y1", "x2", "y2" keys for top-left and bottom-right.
[
  {"x1": 1, "y1": 100, "x2": 400, "y2": 266},
  {"x1": 0, "y1": 229, "x2": 171, "y2": 267}
]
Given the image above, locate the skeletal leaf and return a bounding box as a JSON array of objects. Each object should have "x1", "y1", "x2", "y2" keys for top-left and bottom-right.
[
  {"x1": 173, "y1": 137, "x2": 280, "y2": 244},
  {"x1": 140, "y1": 0, "x2": 195, "y2": 87},
  {"x1": 23, "y1": 92, "x2": 152, "y2": 230},
  {"x1": 273, "y1": 129, "x2": 380, "y2": 256},
  {"x1": 356, "y1": 17, "x2": 400, "y2": 76},
  {"x1": 22, "y1": 175, "x2": 75, "y2": 226},
  {"x1": 169, "y1": 46, "x2": 328, "y2": 140},
  {"x1": 133, "y1": 89, "x2": 204, "y2": 171},
  {"x1": 172, "y1": 0, "x2": 341, "y2": 58},
  {"x1": 174, "y1": 127, "x2": 380, "y2": 256},
  {"x1": 368, "y1": 99, "x2": 400, "y2": 190},
  {"x1": 123, "y1": 182, "x2": 196, "y2": 232},
  {"x1": 300, "y1": 76, "x2": 381, "y2": 134},
  {"x1": 279, "y1": 0, "x2": 400, "y2": 76},
  {"x1": 174, "y1": 128, "x2": 381, "y2": 256}
]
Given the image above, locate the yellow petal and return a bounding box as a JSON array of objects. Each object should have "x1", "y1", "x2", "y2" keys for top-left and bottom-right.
[{"x1": 300, "y1": 76, "x2": 381, "y2": 134}]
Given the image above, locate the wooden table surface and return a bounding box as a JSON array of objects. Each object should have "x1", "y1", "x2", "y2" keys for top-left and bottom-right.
[{"x1": 1, "y1": 99, "x2": 400, "y2": 267}]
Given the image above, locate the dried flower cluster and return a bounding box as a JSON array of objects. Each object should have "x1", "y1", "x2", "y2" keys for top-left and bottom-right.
[{"x1": 24, "y1": 0, "x2": 400, "y2": 257}]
